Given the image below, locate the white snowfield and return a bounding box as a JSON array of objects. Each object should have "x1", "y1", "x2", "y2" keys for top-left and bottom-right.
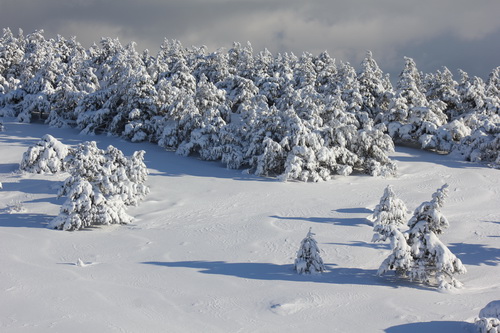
[{"x1": 1, "y1": 119, "x2": 499, "y2": 333}]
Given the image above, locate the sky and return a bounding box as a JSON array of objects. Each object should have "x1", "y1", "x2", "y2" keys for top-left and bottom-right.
[{"x1": 1, "y1": 0, "x2": 499, "y2": 81}]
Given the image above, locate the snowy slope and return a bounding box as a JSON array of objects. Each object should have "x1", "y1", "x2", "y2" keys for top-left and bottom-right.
[{"x1": 1, "y1": 119, "x2": 499, "y2": 332}]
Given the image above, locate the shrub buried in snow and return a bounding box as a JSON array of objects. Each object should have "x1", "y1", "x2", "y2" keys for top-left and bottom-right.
[{"x1": 19, "y1": 135, "x2": 149, "y2": 230}]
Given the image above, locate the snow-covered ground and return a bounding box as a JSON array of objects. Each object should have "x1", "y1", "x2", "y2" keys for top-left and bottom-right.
[{"x1": 1, "y1": 119, "x2": 499, "y2": 332}]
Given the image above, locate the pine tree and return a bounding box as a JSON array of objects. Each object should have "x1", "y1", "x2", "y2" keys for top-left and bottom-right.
[
  {"x1": 406, "y1": 184, "x2": 466, "y2": 288},
  {"x1": 227, "y1": 41, "x2": 254, "y2": 79},
  {"x1": 476, "y1": 301, "x2": 500, "y2": 333},
  {"x1": 75, "y1": 38, "x2": 124, "y2": 135},
  {"x1": 377, "y1": 226, "x2": 414, "y2": 277},
  {"x1": 49, "y1": 177, "x2": 132, "y2": 231},
  {"x1": 372, "y1": 185, "x2": 408, "y2": 242},
  {"x1": 177, "y1": 74, "x2": 229, "y2": 160},
  {"x1": 51, "y1": 141, "x2": 149, "y2": 230},
  {"x1": 295, "y1": 228, "x2": 326, "y2": 274},
  {"x1": 107, "y1": 42, "x2": 158, "y2": 141},
  {"x1": 314, "y1": 51, "x2": 338, "y2": 95},
  {"x1": 369, "y1": 164, "x2": 410, "y2": 280},
  {"x1": 357, "y1": 50, "x2": 393, "y2": 118},
  {"x1": 294, "y1": 52, "x2": 316, "y2": 89},
  {"x1": 423, "y1": 67, "x2": 460, "y2": 119},
  {"x1": 16, "y1": 30, "x2": 57, "y2": 123}
]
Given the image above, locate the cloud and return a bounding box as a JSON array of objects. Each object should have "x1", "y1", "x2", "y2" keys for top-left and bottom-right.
[{"x1": 1, "y1": 0, "x2": 499, "y2": 79}]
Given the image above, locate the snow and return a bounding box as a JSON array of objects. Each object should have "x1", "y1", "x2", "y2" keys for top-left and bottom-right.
[{"x1": 1, "y1": 118, "x2": 499, "y2": 332}]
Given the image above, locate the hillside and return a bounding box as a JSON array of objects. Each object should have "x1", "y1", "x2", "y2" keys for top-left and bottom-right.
[{"x1": 1, "y1": 119, "x2": 500, "y2": 332}]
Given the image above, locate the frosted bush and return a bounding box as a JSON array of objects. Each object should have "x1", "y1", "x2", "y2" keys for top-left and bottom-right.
[
  {"x1": 19, "y1": 134, "x2": 70, "y2": 173},
  {"x1": 50, "y1": 141, "x2": 149, "y2": 230}
]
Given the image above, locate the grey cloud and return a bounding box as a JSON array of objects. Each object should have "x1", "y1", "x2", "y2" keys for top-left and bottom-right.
[{"x1": 0, "y1": 0, "x2": 498, "y2": 80}]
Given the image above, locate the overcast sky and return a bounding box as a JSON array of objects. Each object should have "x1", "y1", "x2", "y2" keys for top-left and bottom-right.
[{"x1": 1, "y1": 0, "x2": 499, "y2": 81}]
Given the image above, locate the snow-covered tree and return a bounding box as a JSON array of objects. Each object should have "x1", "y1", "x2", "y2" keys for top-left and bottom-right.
[
  {"x1": 217, "y1": 74, "x2": 258, "y2": 113},
  {"x1": 295, "y1": 228, "x2": 326, "y2": 274},
  {"x1": 373, "y1": 186, "x2": 413, "y2": 279},
  {"x1": 314, "y1": 51, "x2": 338, "y2": 95},
  {"x1": 51, "y1": 141, "x2": 149, "y2": 230},
  {"x1": 476, "y1": 301, "x2": 500, "y2": 333},
  {"x1": 294, "y1": 52, "x2": 316, "y2": 89},
  {"x1": 19, "y1": 134, "x2": 70, "y2": 173},
  {"x1": 46, "y1": 37, "x2": 99, "y2": 128},
  {"x1": 228, "y1": 41, "x2": 254, "y2": 79},
  {"x1": 337, "y1": 61, "x2": 368, "y2": 126},
  {"x1": 15, "y1": 30, "x2": 58, "y2": 123},
  {"x1": 377, "y1": 226, "x2": 414, "y2": 278},
  {"x1": 49, "y1": 177, "x2": 132, "y2": 231},
  {"x1": 423, "y1": 67, "x2": 460, "y2": 119},
  {"x1": 193, "y1": 49, "x2": 230, "y2": 84},
  {"x1": 457, "y1": 70, "x2": 487, "y2": 115},
  {"x1": 350, "y1": 124, "x2": 397, "y2": 176},
  {"x1": 406, "y1": 184, "x2": 466, "y2": 288},
  {"x1": 357, "y1": 50, "x2": 393, "y2": 118},
  {"x1": 372, "y1": 185, "x2": 408, "y2": 242},
  {"x1": 61, "y1": 142, "x2": 149, "y2": 206},
  {"x1": 177, "y1": 74, "x2": 229, "y2": 160},
  {"x1": 157, "y1": 88, "x2": 200, "y2": 149}
]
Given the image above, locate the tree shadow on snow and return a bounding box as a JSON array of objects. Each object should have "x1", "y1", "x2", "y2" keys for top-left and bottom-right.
[
  {"x1": 141, "y1": 144, "x2": 276, "y2": 182},
  {"x1": 4, "y1": 178, "x2": 61, "y2": 196},
  {"x1": 0, "y1": 163, "x2": 20, "y2": 173},
  {"x1": 385, "y1": 320, "x2": 476, "y2": 333},
  {"x1": 271, "y1": 215, "x2": 372, "y2": 227},
  {"x1": 391, "y1": 145, "x2": 482, "y2": 170},
  {"x1": 334, "y1": 207, "x2": 373, "y2": 214},
  {"x1": 142, "y1": 260, "x2": 393, "y2": 287},
  {"x1": 448, "y1": 242, "x2": 500, "y2": 266},
  {"x1": 0, "y1": 212, "x2": 52, "y2": 228},
  {"x1": 328, "y1": 241, "x2": 391, "y2": 250}
]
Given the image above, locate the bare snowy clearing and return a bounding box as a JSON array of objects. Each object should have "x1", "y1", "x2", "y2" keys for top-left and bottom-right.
[{"x1": 1, "y1": 119, "x2": 499, "y2": 332}]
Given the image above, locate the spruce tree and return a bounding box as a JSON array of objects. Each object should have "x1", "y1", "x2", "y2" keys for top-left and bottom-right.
[
  {"x1": 372, "y1": 185, "x2": 408, "y2": 242},
  {"x1": 406, "y1": 184, "x2": 466, "y2": 288},
  {"x1": 295, "y1": 228, "x2": 326, "y2": 274},
  {"x1": 51, "y1": 141, "x2": 149, "y2": 230}
]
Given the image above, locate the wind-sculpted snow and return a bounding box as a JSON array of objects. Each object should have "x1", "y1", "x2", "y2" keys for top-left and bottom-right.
[{"x1": 0, "y1": 29, "x2": 499, "y2": 181}]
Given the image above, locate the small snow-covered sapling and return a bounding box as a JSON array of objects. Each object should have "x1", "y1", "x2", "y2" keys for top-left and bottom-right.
[{"x1": 294, "y1": 227, "x2": 326, "y2": 274}]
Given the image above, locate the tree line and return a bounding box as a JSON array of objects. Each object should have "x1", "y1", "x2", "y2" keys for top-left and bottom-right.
[{"x1": 1, "y1": 28, "x2": 499, "y2": 181}]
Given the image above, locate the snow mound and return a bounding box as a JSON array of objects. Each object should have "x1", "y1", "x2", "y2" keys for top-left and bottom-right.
[{"x1": 270, "y1": 299, "x2": 310, "y2": 316}]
